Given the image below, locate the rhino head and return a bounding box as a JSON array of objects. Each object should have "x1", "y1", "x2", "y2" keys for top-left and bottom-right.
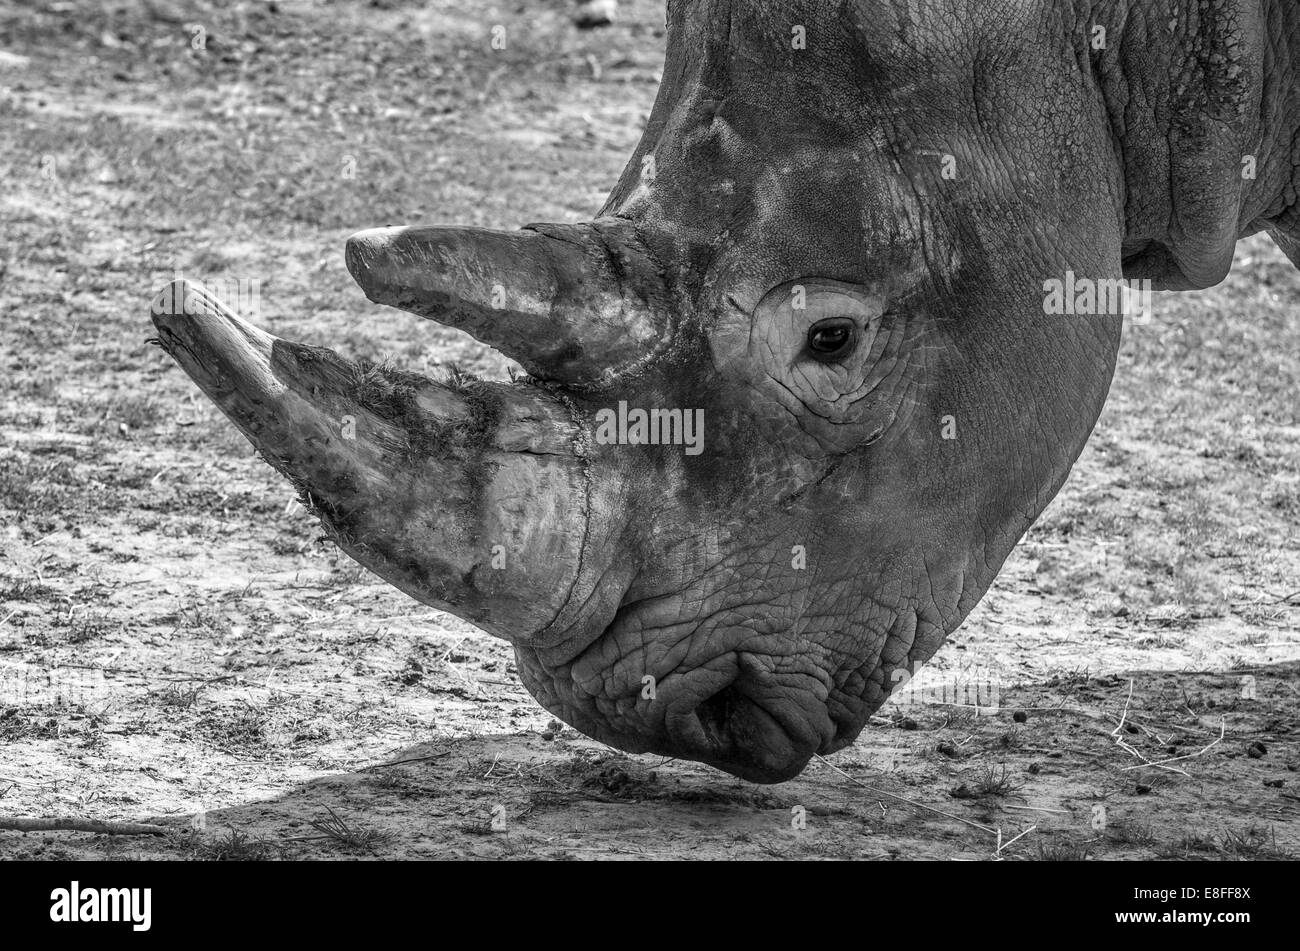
[{"x1": 152, "y1": 0, "x2": 1288, "y2": 781}]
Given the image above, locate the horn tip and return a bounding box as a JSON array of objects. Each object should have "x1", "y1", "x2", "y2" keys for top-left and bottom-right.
[
  {"x1": 148, "y1": 278, "x2": 217, "y2": 333},
  {"x1": 345, "y1": 226, "x2": 404, "y2": 270}
]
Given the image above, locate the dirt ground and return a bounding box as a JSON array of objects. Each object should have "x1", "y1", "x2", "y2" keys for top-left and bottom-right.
[{"x1": 1, "y1": 0, "x2": 1298, "y2": 861}]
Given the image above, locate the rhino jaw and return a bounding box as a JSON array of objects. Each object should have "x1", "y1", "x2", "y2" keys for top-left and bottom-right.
[{"x1": 149, "y1": 279, "x2": 593, "y2": 642}]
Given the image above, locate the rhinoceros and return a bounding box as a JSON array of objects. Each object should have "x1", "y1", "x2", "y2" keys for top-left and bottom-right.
[{"x1": 150, "y1": 0, "x2": 1300, "y2": 782}]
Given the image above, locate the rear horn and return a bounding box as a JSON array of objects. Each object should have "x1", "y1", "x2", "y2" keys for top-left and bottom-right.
[{"x1": 345, "y1": 219, "x2": 669, "y2": 386}]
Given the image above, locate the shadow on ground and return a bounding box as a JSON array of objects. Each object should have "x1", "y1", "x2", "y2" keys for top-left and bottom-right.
[{"x1": 5, "y1": 662, "x2": 1295, "y2": 860}]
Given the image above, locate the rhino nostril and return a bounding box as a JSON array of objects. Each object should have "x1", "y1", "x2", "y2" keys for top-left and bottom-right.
[
  {"x1": 673, "y1": 679, "x2": 818, "y2": 783},
  {"x1": 694, "y1": 682, "x2": 745, "y2": 749}
]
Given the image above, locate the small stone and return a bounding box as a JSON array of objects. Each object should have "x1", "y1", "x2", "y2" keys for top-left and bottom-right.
[
  {"x1": 1247, "y1": 741, "x2": 1268, "y2": 759},
  {"x1": 1012, "y1": 710, "x2": 1028, "y2": 723},
  {"x1": 574, "y1": 0, "x2": 617, "y2": 29}
]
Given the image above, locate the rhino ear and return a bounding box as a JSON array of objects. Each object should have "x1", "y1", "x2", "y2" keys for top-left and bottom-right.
[{"x1": 345, "y1": 219, "x2": 669, "y2": 386}]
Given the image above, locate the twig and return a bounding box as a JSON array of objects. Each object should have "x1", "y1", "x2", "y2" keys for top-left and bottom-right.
[
  {"x1": 1232, "y1": 589, "x2": 1300, "y2": 606},
  {"x1": 0, "y1": 816, "x2": 170, "y2": 836},
  {"x1": 1021, "y1": 747, "x2": 1100, "y2": 757},
  {"x1": 1105, "y1": 711, "x2": 1173, "y2": 745},
  {"x1": 1113, "y1": 678, "x2": 1135, "y2": 732},
  {"x1": 1118, "y1": 713, "x2": 1215, "y2": 737},
  {"x1": 146, "y1": 674, "x2": 239, "y2": 694},
  {"x1": 996, "y1": 824, "x2": 1037, "y2": 855},
  {"x1": 1120, "y1": 718, "x2": 1226, "y2": 772},
  {"x1": 0, "y1": 776, "x2": 53, "y2": 788},
  {"x1": 438, "y1": 636, "x2": 471, "y2": 665},
  {"x1": 813, "y1": 755, "x2": 996, "y2": 835},
  {"x1": 276, "y1": 833, "x2": 337, "y2": 843},
  {"x1": 1106, "y1": 679, "x2": 1190, "y2": 775},
  {"x1": 361, "y1": 751, "x2": 452, "y2": 771},
  {"x1": 1003, "y1": 804, "x2": 1069, "y2": 815}
]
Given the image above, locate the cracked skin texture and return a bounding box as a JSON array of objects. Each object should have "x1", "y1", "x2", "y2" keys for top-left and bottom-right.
[{"x1": 158, "y1": 0, "x2": 1300, "y2": 783}]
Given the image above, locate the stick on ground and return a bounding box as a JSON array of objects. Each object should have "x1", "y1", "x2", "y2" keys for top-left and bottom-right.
[{"x1": 0, "y1": 816, "x2": 171, "y2": 836}]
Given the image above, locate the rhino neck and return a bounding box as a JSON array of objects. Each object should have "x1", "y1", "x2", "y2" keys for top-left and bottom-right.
[
  {"x1": 1254, "y1": 0, "x2": 1300, "y2": 267},
  {"x1": 1077, "y1": 0, "x2": 1300, "y2": 286}
]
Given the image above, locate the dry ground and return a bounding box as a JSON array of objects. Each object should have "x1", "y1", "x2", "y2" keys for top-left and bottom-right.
[{"x1": 0, "y1": 0, "x2": 1297, "y2": 860}]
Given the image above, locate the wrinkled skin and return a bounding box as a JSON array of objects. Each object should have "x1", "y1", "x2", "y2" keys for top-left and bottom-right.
[{"x1": 152, "y1": 0, "x2": 1300, "y2": 782}]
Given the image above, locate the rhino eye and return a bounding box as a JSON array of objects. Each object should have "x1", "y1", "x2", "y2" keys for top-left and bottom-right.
[{"x1": 806, "y1": 317, "x2": 856, "y2": 361}]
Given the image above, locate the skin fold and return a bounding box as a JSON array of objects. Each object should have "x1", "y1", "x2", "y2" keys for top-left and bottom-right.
[{"x1": 153, "y1": 0, "x2": 1300, "y2": 782}]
